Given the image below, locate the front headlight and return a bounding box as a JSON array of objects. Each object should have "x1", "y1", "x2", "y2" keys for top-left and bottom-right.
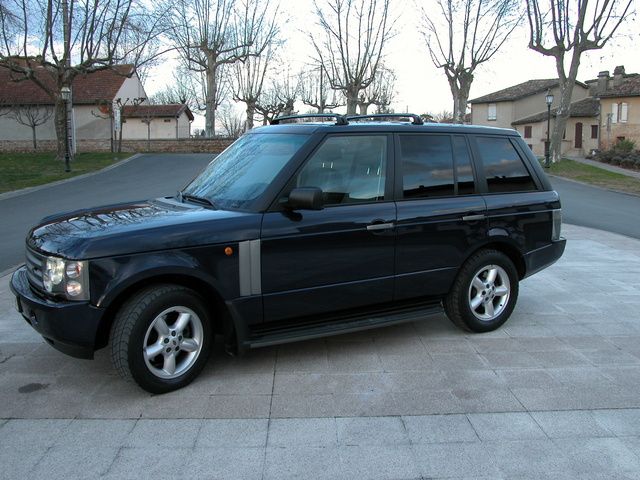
[{"x1": 43, "y1": 257, "x2": 89, "y2": 301}]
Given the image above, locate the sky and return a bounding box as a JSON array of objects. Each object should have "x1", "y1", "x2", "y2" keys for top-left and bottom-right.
[{"x1": 144, "y1": 0, "x2": 638, "y2": 129}]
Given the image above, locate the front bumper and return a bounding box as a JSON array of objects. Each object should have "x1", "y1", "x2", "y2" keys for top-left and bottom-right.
[{"x1": 10, "y1": 266, "x2": 105, "y2": 359}]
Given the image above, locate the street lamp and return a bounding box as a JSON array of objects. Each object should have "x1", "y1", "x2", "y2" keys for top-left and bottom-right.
[
  {"x1": 544, "y1": 89, "x2": 554, "y2": 169},
  {"x1": 61, "y1": 85, "x2": 71, "y2": 173}
]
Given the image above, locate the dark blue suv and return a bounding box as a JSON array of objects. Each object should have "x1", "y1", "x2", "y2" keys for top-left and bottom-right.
[{"x1": 11, "y1": 114, "x2": 566, "y2": 393}]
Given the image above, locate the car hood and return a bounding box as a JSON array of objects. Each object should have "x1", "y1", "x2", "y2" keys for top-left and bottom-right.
[{"x1": 27, "y1": 197, "x2": 261, "y2": 259}]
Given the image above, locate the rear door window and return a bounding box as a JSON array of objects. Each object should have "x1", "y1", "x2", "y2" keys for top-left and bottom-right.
[{"x1": 398, "y1": 134, "x2": 477, "y2": 198}]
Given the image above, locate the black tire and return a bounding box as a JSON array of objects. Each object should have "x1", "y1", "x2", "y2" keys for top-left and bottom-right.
[
  {"x1": 444, "y1": 249, "x2": 519, "y2": 333},
  {"x1": 109, "y1": 284, "x2": 213, "y2": 394}
]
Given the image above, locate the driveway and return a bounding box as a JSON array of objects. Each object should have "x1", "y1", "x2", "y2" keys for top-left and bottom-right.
[{"x1": 1, "y1": 223, "x2": 640, "y2": 479}]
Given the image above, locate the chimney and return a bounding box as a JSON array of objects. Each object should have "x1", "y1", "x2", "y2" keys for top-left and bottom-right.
[
  {"x1": 595, "y1": 71, "x2": 610, "y2": 95},
  {"x1": 613, "y1": 65, "x2": 625, "y2": 86}
]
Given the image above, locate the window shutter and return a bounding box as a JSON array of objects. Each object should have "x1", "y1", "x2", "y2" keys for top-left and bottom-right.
[
  {"x1": 612, "y1": 103, "x2": 619, "y2": 123},
  {"x1": 620, "y1": 103, "x2": 628, "y2": 123}
]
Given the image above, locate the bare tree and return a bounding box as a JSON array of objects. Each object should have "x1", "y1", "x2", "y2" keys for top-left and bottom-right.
[
  {"x1": 255, "y1": 67, "x2": 300, "y2": 124},
  {"x1": 8, "y1": 103, "x2": 54, "y2": 151},
  {"x1": 311, "y1": 0, "x2": 396, "y2": 116},
  {"x1": 417, "y1": 0, "x2": 521, "y2": 124},
  {"x1": 168, "y1": 0, "x2": 281, "y2": 137},
  {"x1": 139, "y1": 111, "x2": 159, "y2": 152},
  {"x1": 527, "y1": 0, "x2": 634, "y2": 162},
  {"x1": 92, "y1": 97, "x2": 146, "y2": 156},
  {"x1": 233, "y1": 48, "x2": 273, "y2": 131},
  {"x1": 422, "y1": 110, "x2": 454, "y2": 123},
  {"x1": 356, "y1": 67, "x2": 396, "y2": 115},
  {"x1": 300, "y1": 65, "x2": 345, "y2": 114},
  {"x1": 218, "y1": 105, "x2": 245, "y2": 138},
  {"x1": 150, "y1": 71, "x2": 201, "y2": 111},
  {"x1": 0, "y1": 0, "x2": 169, "y2": 163}
]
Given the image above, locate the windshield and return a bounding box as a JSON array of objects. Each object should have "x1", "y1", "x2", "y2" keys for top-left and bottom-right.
[{"x1": 182, "y1": 133, "x2": 310, "y2": 210}]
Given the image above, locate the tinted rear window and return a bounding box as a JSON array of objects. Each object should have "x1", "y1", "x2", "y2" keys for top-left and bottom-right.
[{"x1": 475, "y1": 137, "x2": 536, "y2": 193}]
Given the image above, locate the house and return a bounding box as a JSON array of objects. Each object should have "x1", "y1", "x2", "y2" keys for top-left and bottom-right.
[
  {"x1": 121, "y1": 104, "x2": 194, "y2": 140},
  {"x1": 589, "y1": 67, "x2": 640, "y2": 148},
  {"x1": 0, "y1": 65, "x2": 193, "y2": 153},
  {"x1": 469, "y1": 79, "x2": 591, "y2": 156},
  {"x1": 470, "y1": 67, "x2": 640, "y2": 157},
  {"x1": 512, "y1": 97, "x2": 601, "y2": 157}
]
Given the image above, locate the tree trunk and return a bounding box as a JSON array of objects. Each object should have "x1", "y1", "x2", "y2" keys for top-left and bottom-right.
[
  {"x1": 549, "y1": 50, "x2": 581, "y2": 163},
  {"x1": 550, "y1": 80, "x2": 575, "y2": 162},
  {"x1": 345, "y1": 85, "x2": 359, "y2": 116},
  {"x1": 31, "y1": 125, "x2": 37, "y2": 152},
  {"x1": 245, "y1": 100, "x2": 256, "y2": 131},
  {"x1": 205, "y1": 66, "x2": 218, "y2": 137},
  {"x1": 54, "y1": 98, "x2": 67, "y2": 162},
  {"x1": 447, "y1": 70, "x2": 473, "y2": 124}
]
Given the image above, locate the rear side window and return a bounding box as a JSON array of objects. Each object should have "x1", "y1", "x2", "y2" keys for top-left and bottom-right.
[{"x1": 475, "y1": 137, "x2": 536, "y2": 193}]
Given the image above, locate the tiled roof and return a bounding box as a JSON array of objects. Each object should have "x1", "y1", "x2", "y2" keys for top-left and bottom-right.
[
  {"x1": 470, "y1": 79, "x2": 561, "y2": 104},
  {"x1": 0, "y1": 65, "x2": 134, "y2": 104},
  {"x1": 598, "y1": 75, "x2": 640, "y2": 98},
  {"x1": 122, "y1": 104, "x2": 194, "y2": 121},
  {"x1": 512, "y1": 97, "x2": 600, "y2": 125}
]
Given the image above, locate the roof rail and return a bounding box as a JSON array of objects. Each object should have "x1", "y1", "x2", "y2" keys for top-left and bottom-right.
[
  {"x1": 347, "y1": 114, "x2": 424, "y2": 125},
  {"x1": 271, "y1": 114, "x2": 349, "y2": 125}
]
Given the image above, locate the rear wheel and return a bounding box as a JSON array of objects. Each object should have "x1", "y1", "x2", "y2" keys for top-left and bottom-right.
[
  {"x1": 110, "y1": 284, "x2": 212, "y2": 394},
  {"x1": 444, "y1": 249, "x2": 519, "y2": 332}
]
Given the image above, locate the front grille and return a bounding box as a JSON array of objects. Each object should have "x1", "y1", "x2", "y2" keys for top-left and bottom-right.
[{"x1": 25, "y1": 247, "x2": 45, "y2": 293}]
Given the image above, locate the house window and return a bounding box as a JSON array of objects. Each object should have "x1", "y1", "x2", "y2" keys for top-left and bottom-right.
[
  {"x1": 612, "y1": 102, "x2": 629, "y2": 123},
  {"x1": 524, "y1": 126, "x2": 532, "y2": 138},
  {"x1": 164, "y1": 119, "x2": 171, "y2": 123},
  {"x1": 487, "y1": 104, "x2": 497, "y2": 121},
  {"x1": 591, "y1": 125, "x2": 598, "y2": 139}
]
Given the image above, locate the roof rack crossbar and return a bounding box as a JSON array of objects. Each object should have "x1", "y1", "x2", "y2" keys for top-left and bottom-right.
[
  {"x1": 347, "y1": 114, "x2": 424, "y2": 125},
  {"x1": 271, "y1": 114, "x2": 349, "y2": 125}
]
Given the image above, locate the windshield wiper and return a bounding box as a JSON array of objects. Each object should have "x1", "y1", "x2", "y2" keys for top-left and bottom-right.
[{"x1": 179, "y1": 192, "x2": 217, "y2": 209}]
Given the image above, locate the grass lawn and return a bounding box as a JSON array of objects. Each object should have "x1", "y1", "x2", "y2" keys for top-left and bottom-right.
[
  {"x1": 543, "y1": 158, "x2": 640, "y2": 196},
  {"x1": 0, "y1": 152, "x2": 131, "y2": 194}
]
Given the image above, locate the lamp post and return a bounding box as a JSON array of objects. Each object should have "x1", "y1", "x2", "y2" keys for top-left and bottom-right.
[
  {"x1": 544, "y1": 89, "x2": 554, "y2": 169},
  {"x1": 61, "y1": 85, "x2": 71, "y2": 173}
]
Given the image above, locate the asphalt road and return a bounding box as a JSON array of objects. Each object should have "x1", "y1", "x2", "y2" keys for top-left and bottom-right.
[
  {"x1": 1, "y1": 154, "x2": 638, "y2": 273},
  {"x1": 549, "y1": 176, "x2": 640, "y2": 240},
  {"x1": 0, "y1": 153, "x2": 215, "y2": 273}
]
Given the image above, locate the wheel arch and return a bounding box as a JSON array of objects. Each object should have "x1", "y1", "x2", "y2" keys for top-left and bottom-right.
[
  {"x1": 479, "y1": 239, "x2": 526, "y2": 280},
  {"x1": 94, "y1": 272, "x2": 230, "y2": 351}
]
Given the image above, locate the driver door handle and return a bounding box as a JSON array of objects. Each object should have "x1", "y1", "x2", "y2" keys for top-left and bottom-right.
[
  {"x1": 367, "y1": 222, "x2": 395, "y2": 231},
  {"x1": 462, "y1": 214, "x2": 486, "y2": 222}
]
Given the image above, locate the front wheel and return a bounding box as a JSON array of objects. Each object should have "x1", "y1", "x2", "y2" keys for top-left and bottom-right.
[
  {"x1": 444, "y1": 249, "x2": 519, "y2": 333},
  {"x1": 110, "y1": 284, "x2": 213, "y2": 394}
]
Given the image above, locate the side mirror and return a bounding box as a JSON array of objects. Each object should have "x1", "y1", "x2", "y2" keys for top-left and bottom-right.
[{"x1": 285, "y1": 187, "x2": 324, "y2": 210}]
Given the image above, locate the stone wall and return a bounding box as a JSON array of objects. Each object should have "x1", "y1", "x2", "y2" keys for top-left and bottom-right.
[{"x1": 1, "y1": 138, "x2": 235, "y2": 154}]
